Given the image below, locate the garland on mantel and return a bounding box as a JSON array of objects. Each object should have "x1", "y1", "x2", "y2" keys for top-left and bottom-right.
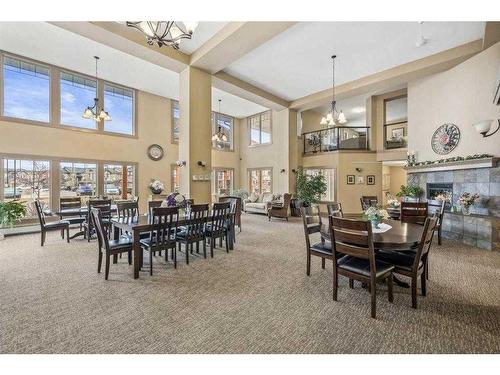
[{"x1": 407, "y1": 154, "x2": 494, "y2": 167}]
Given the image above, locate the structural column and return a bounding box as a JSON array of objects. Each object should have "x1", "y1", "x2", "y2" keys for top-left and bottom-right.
[{"x1": 178, "y1": 66, "x2": 212, "y2": 203}]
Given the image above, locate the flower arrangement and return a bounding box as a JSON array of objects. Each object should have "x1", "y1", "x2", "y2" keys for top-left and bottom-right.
[
  {"x1": 457, "y1": 192, "x2": 480, "y2": 215},
  {"x1": 164, "y1": 192, "x2": 187, "y2": 208},
  {"x1": 363, "y1": 206, "x2": 389, "y2": 229},
  {"x1": 385, "y1": 193, "x2": 400, "y2": 208},
  {"x1": 148, "y1": 179, "x2": 164, "y2": 194},
  {"x1": 396, "y1": 185, "x2": 423, "y2": 198},
  {"x1": 435, "y1": 193, "x2": 451, "y2": 202}
]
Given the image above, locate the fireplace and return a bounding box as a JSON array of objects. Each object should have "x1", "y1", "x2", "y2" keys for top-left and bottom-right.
[{"x1": 426, "y1": 183, "x2": 453, "y2": 210}]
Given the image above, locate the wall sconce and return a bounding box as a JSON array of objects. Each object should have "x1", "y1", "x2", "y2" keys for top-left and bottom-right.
[
  {"x1": 473, "y1": 119, "x2": 499, "y2": 138},
  {"x1": 197, "y1": 161, "x2": 207, "y2": 167},
  {"x1": 291, "y1": 169, "x2": 297, "y2": 174},
  {"x1": 176, "y1": 160, "x2": 186, "y2": 167},
  {"x1": 355, "y1": 167, "x2": 363, "y2": 172},
  {"x1": 280, "y1": 169, "x2": 286, "y2": 173}
]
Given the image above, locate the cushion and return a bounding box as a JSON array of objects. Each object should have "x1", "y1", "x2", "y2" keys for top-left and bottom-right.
[
  {"x1": 377, "y1": 250, "x2": 420, "y2": 271},
  {"x1": 108, "y1": 237, "x2": 133, "y2": 250},
  {"x1": 337, "y1": 256, "x2": 394, "y2": 278},
  {"x1": 248, "y1": 194, "x2": 258, "y2": 203},
  {"x1": 262, "y1": 194, "x2": 274, "y2": 204},
  {"x1": 245, "y1": 203, "x2": 267, "y2": 210},
  {"x1": 310, "y1": 241, "x2": 332, "y2": 255}
]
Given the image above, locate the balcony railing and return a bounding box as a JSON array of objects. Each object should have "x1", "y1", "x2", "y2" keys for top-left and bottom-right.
[{"x1": 303, "y1": 126, "x2": 370, "y2": 155}]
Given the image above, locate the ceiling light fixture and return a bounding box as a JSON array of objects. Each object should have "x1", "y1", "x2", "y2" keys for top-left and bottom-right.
[
  {"x1": 212, "y1": 99, "x2": 228, "y2": 145},
  {"x1": 126, "y1": 21, "x2": 198, "y2": 49},
  {"x1": 82, "y1": 56, "x2": 111, "y2": 122},
  {"x1": 320, "y1": 55, "x2": 347, "y2": 127},
  {"x1": 416, "y1": 21, "x2": 429, "y2": 47}
]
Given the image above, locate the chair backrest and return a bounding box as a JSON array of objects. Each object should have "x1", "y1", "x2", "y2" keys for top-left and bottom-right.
[
  {"x1": 219, "y1": 196, "x2": 242, "y2": 226},
  {"x1": 327, "y1": 202, "x2": 343, "y2": 217},
  {"x1": 185, "y1": 204, "x2": 209, "y2": 240},
  {"x1": 413, "y1": 216, "x2": 438, "y2": 272},
  {"x1": 117, "y1": 201, "x2": 139, "y2": 220},
  {"x1": 186, "y1": 198, "x2": 194, "y2": 206},
  {"x1": 60, "y1": 197, "x2": 81, "y2": 211},
  {"x1": 34, "y1": 200, "x2": 46, "y2": 227},
  {"x1": 329, "y1": 216, "x2": 376, "y2": 275},
  {"x1": 148, "y1": 200, "x2": 162, "y2": 216},
  {"x1": 427, "y1": 199, "x2": 445, "y2": 224},
  {"x1": 401, "y1": 202, "x2": 428, "y2": 225},
  {"x1": 91, "y1": 208, "x2": 109, "y2": 252},
  {"x1": 360, "y1": 196, "x2": 378, "y2": 211},
  {"x1": 300, "y1": 205, "x2": 322, "y2": 249},
  {"x1": 211, "y1": 202, "x2": 231, "y2": 235},
  {"x1": 149, "y1": 206, "x2": 179, "y2": 251}
]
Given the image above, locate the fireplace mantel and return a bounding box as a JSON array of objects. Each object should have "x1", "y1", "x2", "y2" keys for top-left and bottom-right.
[{"x1": 405, "y1": 157, "x2": 499, "y2": 173}]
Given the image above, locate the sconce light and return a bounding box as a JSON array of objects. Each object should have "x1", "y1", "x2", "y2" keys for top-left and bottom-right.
[
  {"x1": 176, "y1": 160, "x2": 186, "y2": 167},
  {"x1": 355, "y1": 167, "x2": 363, "y2": 172},
  {"x1": 280, "y1": 169, "x2": 286, "y2": 173},
  {"x1": 291, "y1": 169, "x2": 297, "y2": 174},
  {"x1": 473, "y1": 119, "x2": 499, "y2": 138},
  {"x1": 197, "y1": 161, "x2": 207, "y2": 167}
]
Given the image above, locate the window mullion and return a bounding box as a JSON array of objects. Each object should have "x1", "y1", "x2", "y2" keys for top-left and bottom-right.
[
  {"x1": 51, "y1": 67, "x2": 60, "y2": 127},
  {"x1": 97, "y1": 79, "x2": 104, "y2": 132}
]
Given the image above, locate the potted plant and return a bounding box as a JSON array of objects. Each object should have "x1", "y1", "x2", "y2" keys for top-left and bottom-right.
[
  {"x1": 363, "y1": 205, "x2": 389, "y2": 229},
  {"x1": 0, "y1": 201, "x2": 27, "y2": 240},
  {"x1": 295, "y1": 168, "x2": 327, "y2": 207},
  {"x1": 232, "y1": 189, "x2": 249, "y2": 200},
  {"x1": 396, "y1": 185, "x2": 423, "y2": 202},
  {"x1": 148, "y1": 179, "x2": 165, "y2": 195},
  {"x1": 457, "y1": 192, "x2": 480, "y2": 215}
]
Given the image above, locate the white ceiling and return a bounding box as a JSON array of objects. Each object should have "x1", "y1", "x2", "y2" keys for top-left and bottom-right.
[
  {"x1": 177, "y1": 22, "x2": 228, "y2": 54},
  {"x1": 212, "y1": 88, "x2": 268, "y2": 118},
  {"x1": 224, "y1": 22, "x2": 485, "y2": 101}
]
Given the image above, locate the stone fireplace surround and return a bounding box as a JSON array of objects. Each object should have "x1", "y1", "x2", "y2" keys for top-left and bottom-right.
[{"x1": 407, "y1": 161, "x2": 499, "y2": 251}]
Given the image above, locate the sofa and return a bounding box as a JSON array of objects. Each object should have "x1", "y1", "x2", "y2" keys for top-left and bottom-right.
[{"x1": 243, "y1": 193, "x2": 280, "y2": 215}]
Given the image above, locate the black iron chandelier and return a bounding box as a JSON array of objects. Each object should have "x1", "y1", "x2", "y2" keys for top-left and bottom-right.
[
  {"x1": 212, "y1": 99, "x2": 228, "y2": 146},
  {"x1": 82, "y1": 56, "x2": 111, "y2": 122},
  {"x1": 320, "y1": 55, "x2": 346, "y2": 127},
  {"x1": 126, "y1": 21, "x2": 198, "y2": 49}
]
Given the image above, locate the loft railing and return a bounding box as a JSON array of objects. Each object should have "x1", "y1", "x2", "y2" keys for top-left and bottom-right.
[{"x1": 302, "y1": 126, "x2": 370, "y2": 155}]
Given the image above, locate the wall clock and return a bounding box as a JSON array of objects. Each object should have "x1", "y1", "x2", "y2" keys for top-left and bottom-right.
[
  {"x1": 147, "y1": 144, "x2": 164, "y2": 161},
  {"x1": 431, "y1": 124, "x2": 460, "y2": 155}
]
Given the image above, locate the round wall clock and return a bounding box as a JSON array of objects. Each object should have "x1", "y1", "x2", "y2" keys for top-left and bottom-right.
[
  {"x1": 147, "y1": 144, "x2": 164, "y2": 161},
  {"x1": 431, "y1": 124, "x2": 460, "y2": 155}
]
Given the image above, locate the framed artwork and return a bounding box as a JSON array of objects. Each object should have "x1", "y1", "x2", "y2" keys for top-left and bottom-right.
[
  {"x1": 356, "y1": 176, "x2": 365, "y2": 184},
  {"x1": 391, "y1": 127, "x2": 404, "y2": 140},
  {"x1": 347, "y1": 175, "x2": 355, "y2": 185},
  {"x1": 367, "y1": 175, "x2": 375, "y2": 185}
]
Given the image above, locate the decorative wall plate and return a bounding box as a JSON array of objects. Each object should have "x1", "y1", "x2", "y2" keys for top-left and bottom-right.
[
  {"x1": 147, "y1": 144, "x2": 164, "y2": 161},
  {"x1": 431, "y1": 124, "x2": 460, "y2": 155}
]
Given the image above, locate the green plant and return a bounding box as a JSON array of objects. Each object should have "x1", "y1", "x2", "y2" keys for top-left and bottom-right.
[
  {"x1": 0, "y1": 201, "x2": 27, "y2": 228},
  {"x1": 232, "y1": 189, "x2": 249, "y2": 200},
  {"x1": 296, "y1": 168, "x2": 327, "y2": 206},
  {"x1": 396, "y1": 185, "x2": 423, "y2": 198}
]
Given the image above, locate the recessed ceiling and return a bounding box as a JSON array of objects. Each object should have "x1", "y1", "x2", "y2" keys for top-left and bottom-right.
[{"x1": 224, "y1": 21, "x2": 485, "y2": 101}]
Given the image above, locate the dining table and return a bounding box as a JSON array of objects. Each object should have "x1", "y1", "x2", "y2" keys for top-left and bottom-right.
[{"x1": 111, "y1": 212, "x2": 235, "y2": 279}]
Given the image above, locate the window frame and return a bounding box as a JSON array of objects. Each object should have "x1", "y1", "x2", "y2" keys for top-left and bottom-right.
[
  {"x1": 212, "y1": 167, "x2": 234, "y2": 197},
  {"x1": 247, "y1": 167, "x2": 273, "y2": 194},
  {"x1": 0, "y1": 50, "x2": 138, "y2": 139},
  {"x1": 171, "y1": 99, "x2": 179, "y2": 144},
  {"x1": 211, "y1": 111, "x2": 234, "y2": 151},
  {"x1": 248, "y1": 110, "x2": 272, "y2": 147},
  {"x1": 383, "y1": 94, "x2": 408, "y2": 150}
]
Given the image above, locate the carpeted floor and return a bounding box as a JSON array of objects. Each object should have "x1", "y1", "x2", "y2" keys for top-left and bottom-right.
[{"x1": 0, "y1": 213, "x2": 499, "y2": 354}]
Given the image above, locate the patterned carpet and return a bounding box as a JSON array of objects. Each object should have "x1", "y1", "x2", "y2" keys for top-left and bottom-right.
[{"x1": 0, "y1": 214, "x2": 499, "y2": 353}]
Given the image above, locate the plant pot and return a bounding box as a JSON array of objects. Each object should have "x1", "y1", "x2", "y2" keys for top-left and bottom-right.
[
  {"x1": 150, "y1": 189, "x2": 163, "y2": 195},
  {"x1": 461, "y1": 205, "x2": 471, "y2": 216},
  {"x1": 371, "y1": 219, "x2": 381, "y2": 229}
]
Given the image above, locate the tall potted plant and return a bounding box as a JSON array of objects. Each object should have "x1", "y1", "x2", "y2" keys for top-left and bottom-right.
[
  {"x1": 396, "y1": 185, "x2": 423, "y2": 202},
  {"x1": 0, "y1": 201, "x2": 27, "y2": 240},
  {"x1": 296, "y1": 168, "x2": 327, "y2": 207}
]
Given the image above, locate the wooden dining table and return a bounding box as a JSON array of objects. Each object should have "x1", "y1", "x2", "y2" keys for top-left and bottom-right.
[{"x1": 111, "y1": 212, "x2": 235, "y2": 279}]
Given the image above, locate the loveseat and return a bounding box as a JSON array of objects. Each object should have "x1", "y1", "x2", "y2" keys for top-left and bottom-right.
[{"x1": 243, "y1": 193, "x2": 280, "y2": 215}]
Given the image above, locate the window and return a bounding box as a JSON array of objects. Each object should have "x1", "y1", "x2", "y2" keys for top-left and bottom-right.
[
  {"x1": 171, "y1": 100, "x2": 180, "y2": 143},
  {"x1": 212, "y1": 169, "x2": 233, "y2": 197},
  {"x1": 384, "y1": 96, "x2": 407, "y2": 150},
  {"x1": 60, "y1": 162, "x2": 97, "y2": 206},
  {"x1": 2, "y1": 56, "x2": 50, "y2": 122},
  {"x1": 212, "y1": 112, "x2": 233, "y2": 150},
  {"x1": 171, "y1": 164, "x2": 181, "y2": 192},
  {"x1": 103, "y1": 83, "x2": 134, "y2": 135},
  {"x1": 103, "y1": 164, "x2": 136, "y2": 201},
  {"x1": 304, "y1": 168, "x2": 335, "y2": 201},
  {"x1": 60, "y1": 71, "x2": 97, "y2": 129},
  {"x1": 3, "y1": 158, "x2": 50, "y2": 217},
  {"x1": 248, "y1": 168, "x2": 272, "y2": 194},
  {"x1": 249, "y1": 111, "x2": 272, "y2": 146}
]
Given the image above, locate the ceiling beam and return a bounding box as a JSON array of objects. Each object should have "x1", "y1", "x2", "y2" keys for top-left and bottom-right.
[
  {"x1": 483, "y1": 22, "x2": 500, "y2": 49},
  {"x1": 190, "y1": 22, "x2": 297, "y2": 74},
  {"x1": 290, "y1": 39, "x2": 484, "y2": 111}
]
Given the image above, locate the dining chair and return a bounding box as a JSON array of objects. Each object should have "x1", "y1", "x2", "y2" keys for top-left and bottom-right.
[
  {"x1": 427, "y1": 199, "x2": 446, "y2": 245},
  {"x1": 140, "y1": 206, "x2": 179, "y2": 275},
  {"x1": 91, "y1": 208, "x2": 133, "y2": 280},
  {"x1": 360, "y1": 196, "x2": 378, "y2": 211},
  {"x1": 329, "y1": 216, "x2": 394, "y2": 319},
  {"x1": 117, "y1": 201, "x2": 139, "y2": 220},
  {"x1": 401, "y1": 202, "x2": 428, "y2": 225},
  {"x1": 219, "y1": 196, "x2": 242, "y2": 232},
  {"x1": 84, "y1": 199, "x2": 112, "y2": 242},
  {"x1": 205, "y1": 202, "x2": 231, "y2": 257},
  {"x1": 59, "y1": 197, "x2": 85, "y2": 232},
  {"x1": 376, "y1": 216, "x2": 438, "y2": 308},
  {"x1": 326, "y1": 202, "x2": 343, "y2": 217},
  {"x1": 176, "y1": 204, "x2": 208, "y2": 264},
  {"x1": 34, "y1": 200, "x2": 70, "y2": 246},
  {"x1": 148, "y1": 200, "x2": 162, "y2": 216}
]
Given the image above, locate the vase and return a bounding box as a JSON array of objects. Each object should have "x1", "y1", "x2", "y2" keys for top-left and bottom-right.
[
  {"x1": 461, "y1": 205, "x2": 471, "y2": 215},
  {"x1": 151, "y1": 188, "x2": 162, "y2": 195},
  {"x1": 371, "y1": 219, "x2": 381, "y2": 229}
]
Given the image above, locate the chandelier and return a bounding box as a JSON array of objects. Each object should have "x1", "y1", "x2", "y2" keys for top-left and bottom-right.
[
  {"x1": 212, "y1": 99, "x2": 228, "y2": 145},
  {"x1": 126, "y1": 21, "x2": 198, "y2": 49},
  {"x1": 82, "y1": 56, "x2": 111, "y2": 122},
  {"x1": 320, "y1": 55, "x2": 347, "y2": 127}
]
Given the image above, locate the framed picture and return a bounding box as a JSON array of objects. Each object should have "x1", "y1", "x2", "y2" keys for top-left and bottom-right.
[
  {"x1": 391, "y1": 127, "x2": 404, "y2": 140},
  {"x1": 347, "y1": 175, "x2": 355, "y2": 185},
  {"x1": 367, "y1": 175, "x2": 375, "y2": 185},
  {"x1": 356, "y1": 175, "x2": 365, "y2": 184}
]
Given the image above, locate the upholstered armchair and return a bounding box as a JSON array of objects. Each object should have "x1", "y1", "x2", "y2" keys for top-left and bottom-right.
[{"x1": 268, "y1": 193, "x2": 292, "y2": 221}]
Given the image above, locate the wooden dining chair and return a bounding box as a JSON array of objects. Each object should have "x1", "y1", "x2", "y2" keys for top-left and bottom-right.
[
  {"x1": 360, "y1": 196, "x2": 378, "y2": 211},
  {"x1": 205, "y1": 202, "x2": 231, "y2": 257},
  {"x1": 427, "y1": 199, "x2": 446, "y2": 245},
  {"x1": 34, "y1": 200, "x2": 70, "y2": 246},
  {"x1": 91, "y1": 208, "x2": 133, "y2": 280},
  {"x1": 117, "y1": 201, "x2": 139, "y2": 220},
  {"x1": 176, "y1": 204, "x2": 208, "y2": 264},
  {"x1": 377, "y1": 216, "x2": 438, "y2": 308},
  {"x1": 329, "y1": 216, "x2": 394, "y2": 319},
  {"x1": 148, "y1": 200, "x2": 162, "y2": 216},
  {"x1": 326, "y1": 202, "x2": 343, "y2": 217},
  {"x1": 140, "y1": 206, "x2": 179, "y2": 274},
  {"x1": 84, "y1": 199, "x2": 112, "y2": 241},
  {"x1": 59, "y1": 197, "x2": 85, "y2": 232},
  {"x1": 219, "y1": 196, "x2": 242, "y2": 232},
  {"x1": 401, "y1": 202, "x2": 428, "y2": 225}
]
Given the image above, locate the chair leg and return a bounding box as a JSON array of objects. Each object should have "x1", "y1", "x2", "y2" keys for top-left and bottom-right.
[
  {"x1": 61, "y1": 228, "x2": 64, "y2": 239},
  {"x1": 105, "y1": 255, "x2": 110, "y2": 280},
  {"x1": 225, "y1": 234, "x2": 229, "y2": 253},
  {"x1": 306, "y1": 251, "x2": 311, "y2": 276},
  {"x1": 411, "y1": 276, "x2": 418, "y2": 309},
  {"x1": 210, "y1": 238, "x2": 214, "y2": 258},
  {"x1": 425, "y1": 257, "x2": 429, "y2": 280},
  {"x1": 97, "y1": 250, "x2": 103, "y2": 273},
  {"x1": 128, "y1": 250, "x2": 132, "y2": 265},
  {"x1": 173, "y1": 247, "x2": 177, "y2": 269},
  {"x1": 196, "y1": 241, "x2": 200, "y2": 254},
  {"x1": 321, "y1": 258, "x2": 325, "y2": 269},
  {"x1": 149, "y1": 250, "x2": 153, "y2": 276},
  {"x1": 387, "y1": 275, "x2": 394, "y2": 303},
  {"x1": 349, "y1": 279, "x2": 354, "y2": 289},
  {"x1": 370, "y1": 280, "x2": 377, "y2": 319},
  {"x1": 41, "y1": 230, "x2": 46, "y2": 246},
  {"x1": 332, "y1": 262, "x2": 338, "y2": 301},
  {"x1": 66, "y1": 226, "x2": 70, "y2": 243},
  {"x1": 438, "y1": 227, "x2": 442, "y2": 246},
  {"x1": 202, "y1": 240, "x2": 207, "y2": 259},
  {"x1": 185, "y1": 244, "x2": 189, "y2": 265},
  {"x1": 421, "y1": 273, "x2": 427, "y2": 296}
]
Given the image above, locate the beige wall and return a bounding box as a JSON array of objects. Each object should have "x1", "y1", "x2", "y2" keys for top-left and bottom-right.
[
  {"x1": 0, "y1": 91, "x2": 177, "y2": 213},
  {"x1": 300, "y1": 110, "x2": 323, "y2": 134},
  {"x1": 408, "y1": 42, "x2": 500, "y2": 161}
]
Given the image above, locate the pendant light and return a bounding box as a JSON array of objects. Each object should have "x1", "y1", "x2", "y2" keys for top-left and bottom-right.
[
  {"x1": 211, "y1": 99, "x2": 228, "y2": 144},
  {"x1": 82, "y1": 56, "x2": 111, "y2": 122},
  {"x1": 126, "y1": 21, "x2": 198, "y2": 49},
  {"x1": 320, "y1": 55, "x2": 347, "y2": 127}
]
